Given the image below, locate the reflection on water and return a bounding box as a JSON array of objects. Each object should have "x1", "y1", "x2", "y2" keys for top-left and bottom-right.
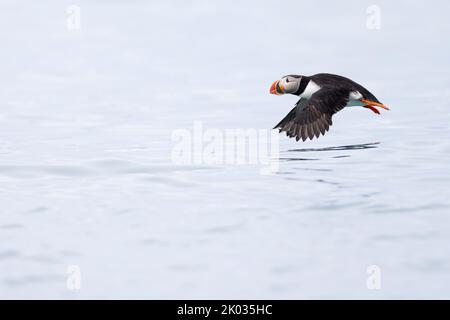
[
  {"x1": 287, "y1": 142, "x2": 380, "y2": 153},
  {"x1": 278, "y1": 142, "x2": 379, "y2": 162},
  {"x1": 278, "y1": 157, "x2": 320, "y2": 161}
]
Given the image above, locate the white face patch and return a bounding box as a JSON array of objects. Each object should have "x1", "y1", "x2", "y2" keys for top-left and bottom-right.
[
  {"x1": 279, "y1": 76, "x2": 301, "y2": 94},
  {"x1": 300, "y1": 80, "x2": 321, "y2": 99}
]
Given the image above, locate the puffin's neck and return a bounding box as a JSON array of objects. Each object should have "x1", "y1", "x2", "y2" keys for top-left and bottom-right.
[{"x1": 296, "y1": 76, "x2": 321, "y2": 99}]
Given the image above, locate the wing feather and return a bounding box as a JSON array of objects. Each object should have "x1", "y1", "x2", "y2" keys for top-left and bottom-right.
[{"x1": 273, "y1": 87, "x2": 349, "y2": 141}]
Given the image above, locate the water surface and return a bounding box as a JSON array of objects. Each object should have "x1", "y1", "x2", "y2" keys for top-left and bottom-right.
[{"x1": 1, "y1": 0, "x2": 450, "y2": 299}]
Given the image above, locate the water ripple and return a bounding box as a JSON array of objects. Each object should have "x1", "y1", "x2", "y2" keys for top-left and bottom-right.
[{"x1": 287, "y1": 142, "x2": 380, "y2": 152}]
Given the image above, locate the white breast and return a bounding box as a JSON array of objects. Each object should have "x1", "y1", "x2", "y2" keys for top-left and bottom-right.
[
  {"x1": 300, "y1": 80, "x2": 321, "y2": 99},
  {"x1": 300, "y1": 84, "x2": 364, "y2": 107}
]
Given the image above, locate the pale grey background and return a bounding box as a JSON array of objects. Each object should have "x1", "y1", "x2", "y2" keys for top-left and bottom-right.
[{"x1": 0, "y1": 0, "x2": 449, "y2": 298}]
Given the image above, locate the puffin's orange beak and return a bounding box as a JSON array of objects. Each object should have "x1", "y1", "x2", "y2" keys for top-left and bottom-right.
[
  {"x1": 269, "y1": 80, "x2": 278, "y2": 94},
  {"x1": 269, "y1": 80, "x2": 284, "y2": 95}
]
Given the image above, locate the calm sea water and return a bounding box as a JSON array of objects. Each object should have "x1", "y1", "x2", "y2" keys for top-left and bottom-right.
[{"x1": 1, "y1": 1, "x2": 450, "y2": 298}]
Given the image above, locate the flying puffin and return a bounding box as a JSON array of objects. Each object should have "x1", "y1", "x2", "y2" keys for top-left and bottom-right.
[{"x1": 269, "y1": 73, "x2": 389, "y2": 141}]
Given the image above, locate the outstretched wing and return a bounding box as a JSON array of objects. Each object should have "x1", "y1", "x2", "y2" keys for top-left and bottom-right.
[{"x1": 273, "y1": 87, "x2": 349, "y2": 141}]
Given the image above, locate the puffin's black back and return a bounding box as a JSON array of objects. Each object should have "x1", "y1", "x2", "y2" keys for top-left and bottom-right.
[{"x1": 311, "y1": 73, "x2": 380, "y2": 103}]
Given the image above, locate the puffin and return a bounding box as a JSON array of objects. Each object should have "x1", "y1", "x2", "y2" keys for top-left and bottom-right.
[{"x1": 269, "y1": 73, "x2": 389, "y2": 141}]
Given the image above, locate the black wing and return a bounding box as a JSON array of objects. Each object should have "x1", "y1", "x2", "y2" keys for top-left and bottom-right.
[
  {"x1": 273, "y1": 87, "x2": 349, "y2": 141},
  {"x1": 311, "y1": 73, "x2": 380, "y2": 103}
]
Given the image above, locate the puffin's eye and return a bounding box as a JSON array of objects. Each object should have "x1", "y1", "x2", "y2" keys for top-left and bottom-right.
[{"x1": 285, "y1": 78, "x2": 290, "y2": 83}]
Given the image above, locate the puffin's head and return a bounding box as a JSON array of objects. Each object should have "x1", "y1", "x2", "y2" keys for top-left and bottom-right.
[{"x1": 269, "y1": 75, "x2": 302, "y2": 95}]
